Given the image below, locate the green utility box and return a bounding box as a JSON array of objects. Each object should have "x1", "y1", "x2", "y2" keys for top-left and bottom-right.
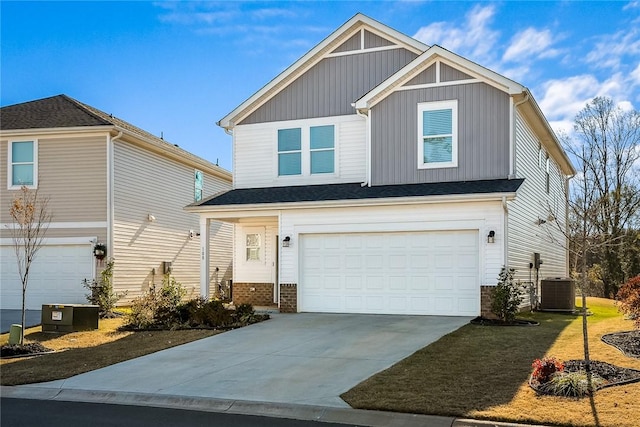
[{"x1": 41, "y1": 304, "x2": 99, "y2": 332}]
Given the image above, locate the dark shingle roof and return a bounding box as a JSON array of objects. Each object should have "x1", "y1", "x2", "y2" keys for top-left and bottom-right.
[
  {"x1": 195, "y1": 179, "x2": 524, "y2": 207},
  {"x1": 0, "y1": 95, "x2": 113, "y2": 129}
]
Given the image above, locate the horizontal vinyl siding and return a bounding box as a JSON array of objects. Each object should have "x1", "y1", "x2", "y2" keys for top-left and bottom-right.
[
  {"x1": 113, "y1": 140, "x2": 232, "y2": 302},
  {"x1": 1, "y1": 136, "x2": 107, "y2": 223},
  {"x1": 240, "y1": 49, "x2": 418, "y2": 124},
  {"x1": 371, "y1": 82, "x2": 510, "y2": 185},
  {"x1": 233, "y1": 115, "x2": 366, "y2": 189},
  {"x1": 508, "y1": 111, "x2": 568, "y2": 292},
  {"x1": 277, "y1": 201, "x2": 504, "y2": 287}
]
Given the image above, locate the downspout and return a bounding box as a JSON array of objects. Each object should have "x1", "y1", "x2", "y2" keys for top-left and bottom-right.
[
  {"x1": 510, "y1": 93, "x2": 530, "y2": 179},
  {"x1": 107, "y1": 131, "x2": 123, "y2": 268},
  {"x1": 502, "y1": 196, "x2": 509, "y2": 268},
  {"x1": 354, "y1": 106, "x2": 370, "y2": 187}
]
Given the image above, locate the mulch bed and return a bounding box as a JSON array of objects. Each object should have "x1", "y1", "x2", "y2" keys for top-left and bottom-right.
[
  {"x1": 602, "y1": 330, "x2": 640, "y2": 358},
  {"x1": 1, "y1": 342, "x2": 54, "y2": 358},
  {"x1": 470, "y1": 317, "x2": 539, "y2": 326}
]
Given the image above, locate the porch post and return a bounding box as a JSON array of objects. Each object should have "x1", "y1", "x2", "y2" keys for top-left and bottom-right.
[{"x1": 200, "y1": 216, "x2": 210, "y2": 298}]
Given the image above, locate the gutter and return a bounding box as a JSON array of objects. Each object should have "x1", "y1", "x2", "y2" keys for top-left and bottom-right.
[
  {"x1": 510, "y1": 92, "x2": 530, "y2": 178},
  {"x1": 107, "y1": 131, "x2": 123, "y2": 267},
  {"x1": 354, "y1": 106, "x2": 370, "y2": 187}
]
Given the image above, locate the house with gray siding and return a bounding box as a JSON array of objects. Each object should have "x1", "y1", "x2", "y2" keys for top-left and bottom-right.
[
  {"x1": 187, "y1": 14, "x2": 575, "y2": 317},
  {"x1": 1, "y1": 95, "x2": 232, "y2": 310}
]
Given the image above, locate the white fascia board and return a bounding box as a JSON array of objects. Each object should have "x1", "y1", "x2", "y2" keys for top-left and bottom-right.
[
  {"x1": 355, "y1": 45, "x2": 525, "y2": 110},
  {"x1": 185, "y1": 191, "x2": 518, "y2": 216},
  {"x1": 0, "y1": 126, "x2": 114, "y2": 139},
  {"x1": 217, "y1": 13, "x2": 428, "y2": 130}
]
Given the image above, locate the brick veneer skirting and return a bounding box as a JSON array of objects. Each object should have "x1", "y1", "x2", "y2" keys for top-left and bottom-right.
[
  {"x1": 480, "y1": 285, "x2": 498, "y2": 319},
  {"x1": 232, "y1": 282, "x2": 274, "y2": 306},
  {"x1": 279, "y1": 283, "x2": 297, "y2": 313}
]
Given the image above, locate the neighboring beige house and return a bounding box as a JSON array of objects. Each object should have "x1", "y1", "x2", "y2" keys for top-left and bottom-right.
[
  {"x1": 187, "y1": 13, "x2": 575, "y2": 317},
  {"x1": 1, "y1": 95, "x2": 232, "y2": 309}
]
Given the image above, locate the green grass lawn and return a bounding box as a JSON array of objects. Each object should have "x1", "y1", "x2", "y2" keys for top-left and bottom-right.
[{"x1": 341, "y1": 298, "x2": 640, "y2": 427}]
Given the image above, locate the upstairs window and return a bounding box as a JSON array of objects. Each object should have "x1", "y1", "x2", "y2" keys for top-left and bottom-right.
[
  {"x1": 418, "y1": 100, "x2": 458, "y2": 169},
  {"x1": 310, "y1": 125, "x2": 335, "y2": 174},
  {"x1": 278, "y1": 128, "x2": 302, "y2": 176},
  {"x1": 545, "y1": 157, "x2": 550, "y2": 193},
  {"x1": 8, "y1": 140, "x2": 37, "y2": 189}
]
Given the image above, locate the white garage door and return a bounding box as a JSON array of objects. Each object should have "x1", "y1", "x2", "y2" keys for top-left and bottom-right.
[
  {"x1": 1, "y1": 244, "x2": 93, "y2": 310},
  {"x1": 299, "y1": 230, "x2": 479, "y2": 316}
]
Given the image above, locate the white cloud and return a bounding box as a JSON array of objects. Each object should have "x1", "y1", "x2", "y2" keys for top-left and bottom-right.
[
  {"x1": 413, "y1": 4, "x2": 500, "y2": 63},
  {"x1": 503, "y1": 28, "x2": 560, "y2": 62},
  {"x1": 585, "y1": 28, "x2": 640, "y2": 70}
]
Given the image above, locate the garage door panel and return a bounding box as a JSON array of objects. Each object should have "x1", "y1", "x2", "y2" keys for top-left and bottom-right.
[
  {"x1": 1, "y1": 244, "x2": 93, "y2": 310},
  {"x1": 299, "y1": 230, "x2": 480, "y2": 316}
]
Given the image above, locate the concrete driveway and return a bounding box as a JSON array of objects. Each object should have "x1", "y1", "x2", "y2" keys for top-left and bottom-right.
[{"x1": 31, "y1": 313, "x2": 471, "y2": 407}]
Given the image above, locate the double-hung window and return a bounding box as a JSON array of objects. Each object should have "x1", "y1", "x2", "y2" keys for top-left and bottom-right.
[
  {"x1": 277, "y1": 124, "x2": 335, "y2": 176},
  {"x1": 418, "y1": 100, "x2": 458, "y2": 169},
  {"x1": 278, "y1": 128, "x2": 302, "y2": 176},
  {"x1": 246, "y1": 233, "x2": 261, "y2": 261},
  {"x1": 310, "y1": 125, "x2": 334, "y2": 174},
  {"x1": 8, "y1": 140, "x2": 37, "y2": 189}
]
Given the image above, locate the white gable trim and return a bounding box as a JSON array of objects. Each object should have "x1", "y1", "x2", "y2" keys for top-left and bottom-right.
[
  {"x1": 354, "y1": 46, "x2": 525, "y2": 110},
  {"x1": 217, "y1": 13, "x2": 428, "y2": 130}
]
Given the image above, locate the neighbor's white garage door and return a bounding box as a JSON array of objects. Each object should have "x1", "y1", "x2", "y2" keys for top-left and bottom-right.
[
  {"x1": 0, "y1": 244, "x2": 93, "y2": 310},
  {"x1": 299, "y1": 230, "x2": 479, "y2": 316}
]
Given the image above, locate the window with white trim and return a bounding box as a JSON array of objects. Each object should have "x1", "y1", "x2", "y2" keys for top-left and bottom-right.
[
  {"x1": 418, "y1": 100, "x2": 458, "y2": 169},
  {"x1": 246, "y1": 233, "x2": 261, "y2": 261},
  {"x1": 310, "y1": 125, "x2": 334, "y2": 174},
  {"x1": 278, "y1": 128, "x2": 302, "y2": 176},
  {"x1": 8, "y1": 140, "x2": 37, "y2": 189},
  {"x1": 277, "y1": 124, "x2": 336, "y2": 176},
  {"x1": 545, "y1": 157, "x2": 550, "y2": 193}
]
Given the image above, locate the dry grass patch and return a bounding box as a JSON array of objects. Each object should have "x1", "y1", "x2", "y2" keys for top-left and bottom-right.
[
  {"x1": 342, "y1": 297, "x2": 640, "y2": 427},
  {"x1": 0, "y1": 317, "x2": 219, "y2": 386}
]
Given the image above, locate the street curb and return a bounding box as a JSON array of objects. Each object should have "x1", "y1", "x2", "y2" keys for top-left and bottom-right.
[
  {"x1": 1, "y1": 385, "x2": 454, "y2": 427},
  {"x1": 1, "y1": 385, "x2": 549, "y2": 427}
]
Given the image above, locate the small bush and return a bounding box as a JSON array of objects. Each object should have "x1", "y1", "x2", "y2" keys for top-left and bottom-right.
[
  {"x1": 83, "y1": 260, "x2": 126, "y2": 317},
  {"x1": 491, "y1": 267, "x2": 523, "y2": 323},
  {"x1": 532, "y1": 356, "x2": 564, "y2": 384},
  {"x1": 125, "y1": 275, "x2": 186, "y2": 329},
  {"x1": 179, "y1": 298, "x2": 232, "y2": 327},
  {"x1": 538, "y1": 371, "x2": 605, "y2": 398},
  {"x1": 616, "y1": 275, "x2": 640, "y2": 328}
]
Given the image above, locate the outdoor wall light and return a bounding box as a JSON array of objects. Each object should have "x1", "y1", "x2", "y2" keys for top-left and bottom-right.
[
  {"x1": 282, "y1": 236, "x2": 291, "y2": 248},
  {"x1": 189, "y1": 230, "x2": 200, "y2": 239},
  {"x1": 487, "y1": 230, "x2": 495, "y2": 244},
  {"x1": 147, "y1": 214, "x2": 156, "y2": 222}
]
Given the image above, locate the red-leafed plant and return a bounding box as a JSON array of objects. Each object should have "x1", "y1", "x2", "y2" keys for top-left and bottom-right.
[
  {"x1": 616, "y1": 275, "x2": 640, "y2": 329},
  {"x1": 531, "y1": 356, "x2": 564, "y2": 384}
]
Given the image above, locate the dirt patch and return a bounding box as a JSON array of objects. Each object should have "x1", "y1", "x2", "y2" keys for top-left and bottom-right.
[
  {"x1": 602, "y1": 330, "x2": 640, "y2": 358},
  {"x1": 470, "y1": 317, "x2": 539, "y2": 326},
  {"x1": 1, "y1": 342, "x2": 53, "y2": 358},
  {"x1": 564, "y1": 360, "x2": 640, "y2": 387}
]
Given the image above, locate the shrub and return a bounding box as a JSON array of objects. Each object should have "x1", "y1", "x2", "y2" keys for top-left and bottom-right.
[
  {"x1": 532, "y1": 356, "x2": 564, "y2": 384},
  {"x1": 179, "y1": 298, "x2": 232, "y2": 327},
  {"x1": 490, "y1": 267, "x2": 523, "y2": 322},
  {"x1": 538, "y1": 371, "x2": 605, "y2": 397},
  {"x1": 83, "y1": 260, "x2": 126, "y2": 317},
  {"x1": 616, "y1": 275, "x2": 640, "y2": 328},
  {"x1": 125, "y1": 274, "x2": 186, "y2": 329}
]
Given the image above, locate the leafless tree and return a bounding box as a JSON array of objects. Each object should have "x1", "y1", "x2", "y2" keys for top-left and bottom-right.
[
  {"x1": 8, "y1": 186, "x2": 52, "y2": 344},
  {"x1": 572, "y1": 97, "x2": 640, "y2": 297}
]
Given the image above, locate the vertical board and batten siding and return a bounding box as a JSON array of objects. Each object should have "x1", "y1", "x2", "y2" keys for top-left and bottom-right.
[
  {"x1": 332, "y1": 32, "x2": 360, "y2": 53},
  {"x1": 233, "y1": 222, "x2": 278, "y2": 283},
  {"x1": 277, "y1": 201, "x2": 505, "y2": 288},
  {"x1": 112, "y1": 140, "x2": 232, "y2": 301},
  {"x1": 1, "y1": 136, "x2": 108, "y2": 224},
  {"x1": 440, "y1": 63, "x2": 472, "y2": 82},
  {"x1": 363, "y1": 30, "x2": 395, "y2": 48},
  {"x1": 405, "y1": 64, "x2": 436, "y2": 86},
  {"x1": 233, "y1": 115, "x2": 366, "y2": 189},
  {"x1": 239, "y1": 49, "x2": 418, "y2": 125},
  {"x1": 508, "y1": 111, "x2": 568, "y2": 292},
  {"x1": 370, "y1": 82, "x2": 510, "y2": 185}
]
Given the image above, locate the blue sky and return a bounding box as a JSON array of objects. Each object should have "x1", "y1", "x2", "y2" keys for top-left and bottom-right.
[{"x1": 2, "y1": 1, "x2": 639, "y2": 171}]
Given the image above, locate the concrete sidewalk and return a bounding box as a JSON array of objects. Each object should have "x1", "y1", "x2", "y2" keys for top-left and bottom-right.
[{"x1": 28, "y1": 313, "x2": 471, "y2": 407}]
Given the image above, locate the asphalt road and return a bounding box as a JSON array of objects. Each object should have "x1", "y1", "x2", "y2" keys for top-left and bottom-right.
[{"x1": 1, "y1": 398, "x2": 360, "y2": 427}]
